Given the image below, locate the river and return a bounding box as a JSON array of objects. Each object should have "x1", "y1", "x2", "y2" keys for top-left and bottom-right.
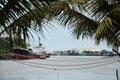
[{"x1": 0, "y1": 56, "x2": 120, "y2": 80}]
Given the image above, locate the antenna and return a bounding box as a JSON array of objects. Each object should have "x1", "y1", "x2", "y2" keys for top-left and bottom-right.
[
  {"x1": 39, "y1": 37, "x2": 41, "y2": 45},
  {"x1": 38, "y1": 37, "x2": 42, "y2": 46}
]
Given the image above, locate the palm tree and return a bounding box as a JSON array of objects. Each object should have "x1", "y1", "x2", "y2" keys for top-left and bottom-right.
[
  {"x1": 1, "y1": 0, "x2": 120, "y2": 55},
  {"x1": 0, "y1": 0, "x2": 56, "y2": 51},
  {"x1": 87, "y1": 0, "x2": 120, "y2": 47},
  {"x1": 43, "y1": 0, "x2": 120, "y2": 54}
]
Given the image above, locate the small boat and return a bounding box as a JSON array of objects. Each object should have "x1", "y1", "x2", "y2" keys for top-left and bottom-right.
[{"x1": 13, "y1": 48, "x2": 38, "y2": 59}]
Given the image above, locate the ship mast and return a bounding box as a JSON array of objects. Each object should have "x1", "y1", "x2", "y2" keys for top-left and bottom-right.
[
  {"x1": 39, "y1": 37, "x2": 41, "y2": 45},
  {"x1": 38, "y1": 37, "x2": 42, "y2": 47}
]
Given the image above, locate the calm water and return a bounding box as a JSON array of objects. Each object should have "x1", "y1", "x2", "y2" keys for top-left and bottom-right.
[{"x1": 0, "y1": 56, "x2": 120, "y2": 80}]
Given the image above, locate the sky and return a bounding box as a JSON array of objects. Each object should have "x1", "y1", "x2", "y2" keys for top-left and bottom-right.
[{"x1": 30, "y1": 23, "x2": 112, "y2": 51}]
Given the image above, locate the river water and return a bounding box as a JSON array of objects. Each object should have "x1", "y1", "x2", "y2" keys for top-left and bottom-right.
[{"x1": 0, "y1": 56, "x2": 120, "y2": 80}]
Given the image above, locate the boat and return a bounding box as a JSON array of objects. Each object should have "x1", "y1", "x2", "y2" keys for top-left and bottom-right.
[
  {"x1": 32, "y1": 43, "x2": 50, "y2": 59},
  {"x1": 13, "y1": 48, "x2": 39, "y2": 59},
  {"x1": 13, "y1": 38, "x2": 50, "y2": 59}
]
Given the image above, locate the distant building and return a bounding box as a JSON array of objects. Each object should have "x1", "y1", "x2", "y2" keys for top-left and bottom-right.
[
  {"x1": 69, "y1": 48, "x2": 102, "y2": 56},
  {"x1": 72, "y1": 48, "x2": 101, "y2": 52}
]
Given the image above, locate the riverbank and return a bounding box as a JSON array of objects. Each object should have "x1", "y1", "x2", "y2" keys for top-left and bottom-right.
[{"x1": 0, "y1": 54, "x2": 14, "y2": 60}]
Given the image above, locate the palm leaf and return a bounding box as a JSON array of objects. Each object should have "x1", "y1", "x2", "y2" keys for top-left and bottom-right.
[
  {"x1": 43, "y1": 1, "x2": 98, "y2": 39},
  {"x1": 96, "y1": 16, "x2": 112, "y2": 36},
  {"x1": 0, "y1": 0, "x2": 56, "y2": 40},
  {"x1": 0, "y1": 0, "x2": 57, "y2": 49}
]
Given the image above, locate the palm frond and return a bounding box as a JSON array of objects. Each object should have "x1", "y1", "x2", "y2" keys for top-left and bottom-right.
[
  {"x1": 95, "y1": 16, "x2": 114, "y2": 46},
  {"x1": 96, "y1": 16, "x2": 112, "y2": 36},
  {"x1": 85, "y1": 0, "x2": 110, "y2": 21},
  {"x1": 95, "y1": 16, "x2": 120, "y2": 47},
  {"x1": 109, "y1": 4, "x2": 120, "y2": 26},
  {"x1": 0, "y1": 0, "x2": 56, "y2": 42},
  {"x1": 43, "y1": 1, "x2": 98, "y2": 39}
]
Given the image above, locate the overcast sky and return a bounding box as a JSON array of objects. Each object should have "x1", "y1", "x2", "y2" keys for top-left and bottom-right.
[{"x1": 30, "y1": 23, "x2": 112, "y2": 51}]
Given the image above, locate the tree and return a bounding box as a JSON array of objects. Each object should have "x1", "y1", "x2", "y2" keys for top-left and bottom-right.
[
  {"x1": 0, "y1": 0, "x2": 56, "y2": 51},
  {"x1": 42, "y1": 0, "x2": 120, "y2": 54},
  {"x1": 0, "y1": 37, "x2": 28, "y2": 54},
  {"x1": 86, "y1": 0, "x2": 120, "y2": 48},
  {"x1": 1, "y1": 0, "x2": 120, "y2": 55}
]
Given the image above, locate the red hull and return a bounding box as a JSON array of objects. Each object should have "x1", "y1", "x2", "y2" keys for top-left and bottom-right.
[{"x1": 14, "y1": 54, "x2": 38, "y2": 59}]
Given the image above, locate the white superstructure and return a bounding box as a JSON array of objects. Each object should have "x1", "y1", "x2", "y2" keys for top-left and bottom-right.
[{"x1": 32, "y1": 43, "x2": 46, "y2": 55}]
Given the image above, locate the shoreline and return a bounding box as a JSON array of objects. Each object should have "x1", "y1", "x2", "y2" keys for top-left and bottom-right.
[{"x1": 0, "y1": 55, "x2": 118, "y2": 60}]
